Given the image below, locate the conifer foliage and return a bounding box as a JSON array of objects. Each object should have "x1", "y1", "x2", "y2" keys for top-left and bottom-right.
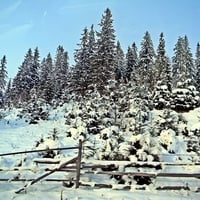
[
  {"x1": 0, "y1": 55, "x2": 7, "y2": 105},
  {"x1": 172, "y1": 36, "x2": 195, "y2": 87},
  {"x1": 1, "y1": 8, "x2": 200, "y2": 113},
  {"x1": 125, "y1": 43, "x2": 138, "y2": 82},
  {"x1": 154, "y1": 33, "x2": 171, "y2": 86},
  {"x1": 138, "y1": 31, "x2": 155, "y2": 91},
  {"x1": 195, "y1": 42, "x2": 200, "y2": 91},
  {"x1": 93, "y1": 8, "x2": 116, "y2": 93}
]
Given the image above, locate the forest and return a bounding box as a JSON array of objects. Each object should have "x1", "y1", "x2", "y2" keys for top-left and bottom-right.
[
  {"x1": 0, "y1": 8, "x2": 200, "y2": 113},
  {"x1": 0, "y1": 9, "x2": 200, "y2": 198}
]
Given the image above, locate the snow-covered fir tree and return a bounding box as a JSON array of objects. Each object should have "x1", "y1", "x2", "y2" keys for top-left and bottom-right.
[
  {"x1": 33, "y1": 47, "x2": 40, "y2": 87},
  {"x1": 172, "y1": 36, "x2": 195, "y2": 87},
  {"x1": 138, "y1": 31, "x2": 155, "y2": 91},
  {"x1": 125, "y1": 42, "x2": 138, "y2": 82},
  {"x1": 3, "y1": 78, "x2": 12, "y2": 107},
  {"x1": 195, "y1": 42, "x2": 200, "y2": 91},
  {"x1": 54, "y1": 45, "x2": 69, "y2": 99},
  {"x1": 92, "y1": 8, "x2": 116, "y2": 94},
  {"x1": 88, "y1": 24, "x2": 96, "y2": 67},
  {"x1": 73, "y1": 27, "x2": 92, "y2": 97},
  {"x1": 38, "y1": 53, "x2": 54, "y2": 103},
  {"x1": 171, "y1": 79, "x2": 200, "y2": 112},
  {"x1": 11, "y1": 48, "x2": 36, "y2": 105},
  {"x1": 152, "y1": 33, "x2": 172, "y2": 109},
  {"x1": 0, "y1": 55, "x2": 7, "y2": 105},
  {"x1": 114, "y1": 41, "x2": 125, "y2": 82},
  {"x1": 154, "y1": 33, "x2": 171, "y2": 85},
  {"x1": 183, "y1": 36, "x2": 196, "y2": 83}
]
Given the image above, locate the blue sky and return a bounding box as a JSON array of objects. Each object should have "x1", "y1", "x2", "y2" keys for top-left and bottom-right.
[{"x1": 0, "y1": 0, "x2": 200, "y2": 78}]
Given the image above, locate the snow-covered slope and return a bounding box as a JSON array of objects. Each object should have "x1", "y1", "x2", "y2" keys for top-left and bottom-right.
[{"x1": 0, "y1": 102, "x2": 199, "y2": 199}]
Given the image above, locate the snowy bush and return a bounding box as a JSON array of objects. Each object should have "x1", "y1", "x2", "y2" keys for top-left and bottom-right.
[
  {"x1": 153, "y1": 79, "x2": 200, "y2": 112},
  {"x1": 159, "y1": 129, "x2": 176, "y2": 153}
]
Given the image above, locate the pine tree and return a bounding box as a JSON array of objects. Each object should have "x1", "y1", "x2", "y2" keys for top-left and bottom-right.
[
  {"x1": 114, "y1": 40, "x2": 125, "y2": 82},
  {"x1": 172, "y1": 36, "x2": 194, "y2": 87},
  {"x1": 73, "y1": 27, "x2": 91, "y2": 96},
  {"x1": 0, "y1": 55, "x2": 7, "y2": 96},
  {"x1": 195, "y1": 42, "x2": 200, "y2": 91},
  {"x1": 32, "y1": 47, "x2": 40, "y2": 90},
  {"x1": 39, "y1": 53, "x2": 54, "y2": 103},
  {"x1": 11, "y1": 48, "x2": 35, "y2": 104},
  {"x1": 154, "y1": 33, "x2": 170, "y2": 84},
  {"x1": 125, "y1": 42, "x2": 138, "y2": 82},
  {"x1": 88, "y1": 24, "x2": 96, "y2": 66},
  {"x1": 0, "y1": 55, "x2": 7, "y2": 106},
  {"x1": 54, "y1": 45, "x2": 69, "y2": 99},
  {"x1": 4, "y1": 78, "x2": 11, "y2": 107},
  {"x1": 183, "y1": 36, "x2": 195, "y2": 83},
  {"x1": 138, "y1": 31, "x2": 155, "y2": 91},
  {"x1": 92, "y1": 8, "x2": 116, "y2": 93},
  {"x1": 165, "y1": 56, "x2": 172, "y2": 92},
  {"x1": 27, "y1": 47, "x2": 40, "y2": 102}
]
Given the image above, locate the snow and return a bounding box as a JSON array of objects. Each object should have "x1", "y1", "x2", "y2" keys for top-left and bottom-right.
[{"x1": 0, "y1": 103, "x2": 200, "y2": 199}]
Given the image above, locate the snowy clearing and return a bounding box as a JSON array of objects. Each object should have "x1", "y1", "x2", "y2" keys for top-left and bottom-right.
[{"x1": 0, "y1": 104, "x2": 200, "y2": 199}]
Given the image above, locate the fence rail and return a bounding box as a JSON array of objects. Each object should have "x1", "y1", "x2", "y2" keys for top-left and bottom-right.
[
  {"x1": 0, "y1": 140, "x2": 83, "y2": 194},
  {"x1": 0, "y1": 146, "x2": 79, "y2": 157},
  {"x1": 0, "y1": 140, "x2": 200, "y2": 193}
]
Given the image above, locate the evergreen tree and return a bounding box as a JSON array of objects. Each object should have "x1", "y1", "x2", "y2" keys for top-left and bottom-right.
[
  {"x1": 54, "y1": 45, "x2": 69, "y2": 99},
  {"x1": 11, "y1": 48, "x2": 35, "y2": 104},
  {"x1": 165, "y1": 56, "x2": 172, "y2": 92},
  {"x1": 0, "y1": 55, "x2": 7, "y2": 106},
  {"x1": 154, "y1": 33, "x2": 170, "y2": 85},
  {"x1": 27, "y1": 47, "x2": 40, "y2": 102},
  {"x1": 92, "y1": 8, "x2": 116, "y2": 93},
  {"x1": 195, "y1": 42, "x2": 200, "y2": 91},
  {"x1": 138, "y1": 31, "x2": 155, "y2": 91},
  {"x1": 172, "y1": 36, "x2": 194, "y2": 87},
  {"x1": 183, "y1": 36, "x2": 195, "y2": 83},
  {"x1": 114, "y1": 40, "x2": 125, "y2": 82},
  {"x1": 172, "y1": 37, "x2": 184, "y2": 87},
  {"x1": 0, "y1": 55, "x2": 7, "y2": 96},
  {"x1": 73, "y1": 27, "x2": 92, "y2": 96},
  {"x1": 32, "y1": 47, "x2": 40, "y2": 90},
  {"x1": 39, "y1": 53, "x2": 54, "y2": 103},
  {"x1": 88, "y1": 24, "x2": 96, "y2": 66},
  {"x1": 125, "y1": 42, "x2": 138, "y2": 82},
  {"x1": 4, "y1": 78, "x2": 12, "y2": 107}
]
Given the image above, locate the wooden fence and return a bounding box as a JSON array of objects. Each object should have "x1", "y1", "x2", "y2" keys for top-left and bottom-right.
[
  {"x1": 0, "y1": 140, "x2": 200, "y2": 193},
  {"x1": 0, "y1": 140, "x2": 83, "y2": 194}
]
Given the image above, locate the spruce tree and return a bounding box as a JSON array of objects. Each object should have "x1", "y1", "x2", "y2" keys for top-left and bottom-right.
[
  {"x1": 138, "y1": 31, "x2": 155, "y2": 91},
  {"x1": 54, "y1": 45, "x2": 69, "y2": 99},
  {"x1": 184, "y1": 36, "x2": 195, "y2": 83},
  {"x1": 73, "y1": 27, "x2": 91, "y2": 96},
  {"x1": 125, "y1": 42, "x2": 138, "y2": 82},
  {"x1": 0, "y1": 55, "x2": 7, "y2": 96},
  {"x1": 0, "y1": 55, "x2": 7, "y2": 106},
  {"x1": 114, "y1": 40, "x2": 125, "y2": 82},
  {"x1": 93, "y1": 8, "x2": 116, "y2": 93},
  {"x1": 39, "y1": 53, "x2": 54, "y2": 103},
  {"x1": 172, "y1": 36, "x2": 194, "y2": 87},
  {"x1": 88, "y1": 24, "x2": 96, "y2": 65},
  {"x1": 32, "y1": 47, "x2": 40, "y2": 90},
  {"x1": 195, "y1": 42, "x2": 200, "y2": 91},
  {"x1": 154, "y1": 33, "x2": 171, "y2": 85},
  {"x1": 11, "y1": 48, "x2": 34, "y2": 104},
  {"x1": 4, "y1": 78, "x2": 11, "y2": 107}
]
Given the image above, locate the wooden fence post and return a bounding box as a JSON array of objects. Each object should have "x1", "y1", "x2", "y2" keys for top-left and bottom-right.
[{"x1": 75, "y1": 139, "x2": 82, "y2": 188}]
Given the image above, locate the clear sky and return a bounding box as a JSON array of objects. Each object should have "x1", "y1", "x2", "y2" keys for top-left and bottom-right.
[{"x1": 0, "y1": 0, "x2": 200, "y2": 78}]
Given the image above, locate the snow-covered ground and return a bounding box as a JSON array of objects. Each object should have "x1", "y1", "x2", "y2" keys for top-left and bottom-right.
[
  {"x1": 0, "y1": 104, "x2": 199, "y2": 199},
  {"x1": 0, "y1": 182, "x2": 199, "y2": 200}
]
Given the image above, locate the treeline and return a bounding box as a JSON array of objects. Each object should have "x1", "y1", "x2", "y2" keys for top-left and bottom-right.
[{"x1": 0, "y1": 8, "x2": 200, "y2": 110}]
